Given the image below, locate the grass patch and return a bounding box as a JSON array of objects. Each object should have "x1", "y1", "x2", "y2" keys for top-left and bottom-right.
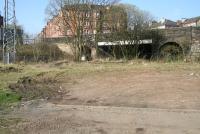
[
  {"x1": 0, "y1": 90, "x2": 21, "y2": 110},
  {"x1": 0, "y1": 90, "x2": 21, "y2": 105},
  {"x1": 0, "y1": 64, "x2": 60, "y2": 110}
]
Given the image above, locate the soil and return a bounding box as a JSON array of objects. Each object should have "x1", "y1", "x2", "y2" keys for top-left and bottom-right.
[
  {"x1": 2, "y1": 67, "x2": 200, "y2": 134},
  {"x1": 58, "y1": 70, "x2": 200, "y2": 110}
]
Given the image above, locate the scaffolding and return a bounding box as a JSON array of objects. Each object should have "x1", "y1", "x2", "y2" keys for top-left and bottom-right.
[{"x1": 2, "y1": 0, "x2": 16, "y2": 64}]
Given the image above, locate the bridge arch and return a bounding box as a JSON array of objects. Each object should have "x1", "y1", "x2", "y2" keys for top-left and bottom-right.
[{"x1": 159, "y1": 42, "x2": 183, "y2": 60}]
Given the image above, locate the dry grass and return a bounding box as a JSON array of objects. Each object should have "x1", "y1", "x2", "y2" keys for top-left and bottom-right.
[
  {"x1": 0, "y1": 60, "x2": 199, "y2": 133},
  {"x1": 0, "y1": 61, "x2": 200, "y2": 107}
]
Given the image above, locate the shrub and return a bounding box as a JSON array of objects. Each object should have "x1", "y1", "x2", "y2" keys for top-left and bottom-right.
[{"x1": 16, "y1": 43, "x2": 65, "y2": 62}]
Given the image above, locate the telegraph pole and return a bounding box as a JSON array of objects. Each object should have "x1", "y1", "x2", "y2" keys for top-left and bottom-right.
[{"x1": 3, "y1": 0, "x2": 16, "y2": 64}]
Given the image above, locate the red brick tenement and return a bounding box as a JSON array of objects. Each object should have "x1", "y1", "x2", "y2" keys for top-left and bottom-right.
[{"x1": 40, "y1": 5, "x2": 127, "y2": 39}]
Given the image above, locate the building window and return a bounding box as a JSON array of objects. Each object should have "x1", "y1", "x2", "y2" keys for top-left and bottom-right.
[
  {"x1": 84, "y1": 29, "x2": 89, "y2": 35},
  {"x1": 96, "y1": 12, "x2": 100, "y2": 18},
  {"x1": 86, "y1": 21, "x2": 90, "y2": 26},
  {"x1": 67, "y1": 29, "x2": 71, "y2": 35},
  {"x1": 86, "y1": 30, "x2": 89, "y2": 34},
  {"x1": 86, "y1": 12, "x2": 90, "y2": 18}
]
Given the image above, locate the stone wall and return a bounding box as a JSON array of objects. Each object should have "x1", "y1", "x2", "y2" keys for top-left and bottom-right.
[
  {"x1": 190, "y1": 40, "x2": 200, "y2": 60},
  {"x1": 190, "y1": 27, "x2": 200, "y2": 60},
  {"x1": 159, "y1": 27, "x2": 200, "y2": 60}
]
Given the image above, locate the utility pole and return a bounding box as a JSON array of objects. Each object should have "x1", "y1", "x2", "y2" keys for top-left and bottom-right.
[{"x1": 3, "y1": 0, "x2": 16, "y2": 64}]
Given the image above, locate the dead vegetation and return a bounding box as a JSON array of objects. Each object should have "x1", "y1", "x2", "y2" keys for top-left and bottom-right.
[
  {"x1": 0, "y1": 118, "x2": 22, "y2": 128},
  {"x1": 0, "y1": 66, "x2": 22, "y2": 73},
  {"x1": 9, "y1": 72, "x2": 66, "y2": 101},
  {"x1": 16, "y1": 43, "x2": 65, "y2": 63},
  {"x1": 0, "y1": 118, "x2": 22, "y2": 134}
]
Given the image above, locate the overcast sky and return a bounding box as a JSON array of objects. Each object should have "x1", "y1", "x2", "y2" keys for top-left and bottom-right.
[{"x1": 0, "y1": 0, "x2": 199, "y2": 35}]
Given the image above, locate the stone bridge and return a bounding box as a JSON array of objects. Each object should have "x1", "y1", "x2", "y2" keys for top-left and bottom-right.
[
  {"x1": 155, "y1": 27, "x2": 200, "y2": 60},
  {"x1": 96, "y1": 27, "x2": 200, "y2": 60}
]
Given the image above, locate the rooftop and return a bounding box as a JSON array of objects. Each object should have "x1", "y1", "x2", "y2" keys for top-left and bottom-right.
[{"x1": 183, "y1": 16, "x2": 200, "y2": 24}]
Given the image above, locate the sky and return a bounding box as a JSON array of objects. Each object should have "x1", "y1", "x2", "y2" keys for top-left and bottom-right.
[{"x1": 0, "y1": 0, "x2": 200, "y2": 35}]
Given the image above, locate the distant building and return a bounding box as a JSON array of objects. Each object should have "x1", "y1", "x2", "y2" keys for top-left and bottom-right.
[
  {"x1": 181, "y1": 16, "x2": 200, "y2": 27},
  {"x1": 151, "y1": 18, "x2": 178, "y2": 29},
  {"x1": 40, "y1": 4, "x2": 127, "y2": 39}
]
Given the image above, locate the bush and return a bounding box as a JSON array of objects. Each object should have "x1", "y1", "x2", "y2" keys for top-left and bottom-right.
[{"x1": 16, "y1": 43, "x2": 65, "y2": 63}]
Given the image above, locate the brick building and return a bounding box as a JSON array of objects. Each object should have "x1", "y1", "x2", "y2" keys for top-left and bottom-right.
[
  {"x1": 40, "y1": 5, "x2": 127, "y2": 39},
  {"x1": 182, "y1": 16, "x2": 200, "y2": 27},
  {"x1": 151, "y1": 18, "x2": 178, "y2": 29}
]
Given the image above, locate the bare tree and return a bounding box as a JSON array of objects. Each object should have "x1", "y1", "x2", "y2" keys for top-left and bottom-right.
[
  {"x1": 122, "y1": 4, "x2": 153, "y2": 31},
  {"x1": 111, "y1": 4, "x2": 154, "y2": 59},
  {"x1": 45, "y1": 0, "x2": 120, "y2": 60}
]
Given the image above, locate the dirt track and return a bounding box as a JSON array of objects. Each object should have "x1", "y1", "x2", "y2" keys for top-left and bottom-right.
[
  {"x1": 2, "y1": 64, "x2": 200, "y2": 134},
  {"x1": 10, "y1": 102, "x2": 200, "y2": 134},
  {"x1": 59, "y1": 70, "x2": 200, "y2": 110}
]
